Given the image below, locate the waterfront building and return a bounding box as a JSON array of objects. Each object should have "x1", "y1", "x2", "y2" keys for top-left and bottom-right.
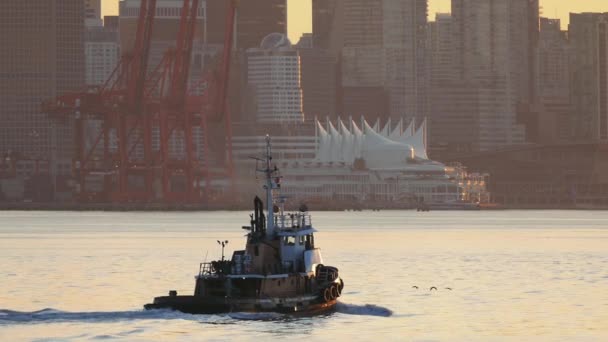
[
  {"x1": 246, "y1": 33, "x2": 304, "y2": 123},
  {"x1": 453, "y1": 143, "x2": 608, "y2": 209},
  {"x1": 569, "y1": 13, "x2": 608, "y2": 141},
  {"x1": 231, "y1": 118, "x2": 485, "y2": 207}
]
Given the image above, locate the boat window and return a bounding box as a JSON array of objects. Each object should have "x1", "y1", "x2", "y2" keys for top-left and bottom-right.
[
  {"x1": 298, "y1": 235, "x2": 306, "y2": 245},
  {"x1": 305, "y1": 234, "x2": 314, "y2": 249},
  {"x1": 254, "y1": 245, "x2": 259, "y2": 256},
  {"x1": 283, "y1": 236, "x2": 296, "y2": 246}
]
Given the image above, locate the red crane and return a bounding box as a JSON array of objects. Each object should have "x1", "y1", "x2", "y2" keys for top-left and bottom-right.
[{"x1": 44, "y1": 0, "x2": 237, "y2": 205}]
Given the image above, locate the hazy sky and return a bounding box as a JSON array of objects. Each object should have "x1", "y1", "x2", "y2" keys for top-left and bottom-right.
[{"x1": 101, "y1": 0, "x2": 608, "y2": 42}]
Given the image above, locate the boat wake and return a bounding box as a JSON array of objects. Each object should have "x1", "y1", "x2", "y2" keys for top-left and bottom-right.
[
  {"x1": 334, "y1": 303, "x2": 393, "y2": 317},
  {"x1": 228, "y1": 312, "x2": 287, "y2": 321},
  {"x1": 0, "y1": 303, "x2": 393, "y2": 324},
  {"x1": 0, "y1": 308, "x2": 190, "y2": 324}
]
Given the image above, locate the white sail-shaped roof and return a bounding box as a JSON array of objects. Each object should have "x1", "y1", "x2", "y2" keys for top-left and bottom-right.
[
  {"x1": 389, "y1": 119, "x2": 403, "y2": 140},
  {"x1": 316, "y1": 120, "x2": 332, "y2": 163},
  {"x1": 339, "y1": 119, "x2": 355, "y2": 164},
  {"x1": 351, "y1": 120, "x2": 364, "y2": 159},
  {"x1": 402, "y1": 119, "x2": 415, "y2": 139},
  {"x1": 314, "y1": 117, "x2": 430, "y2": 166},
  {"x1": 397, "y1": 119, "x2": 428, "y2": 160},
  {"x1": 373, "y1": 118, "x2": 380, "y2": 132},
  {"x1": 328, "y1": 121, "x2": 342, "y2": 162},
  {"x1": 361, "y1": 120, "x2": 415, "y2": 169},
  {"x1": 380, "y1": 119, "x2": 391, "y2": 138}
]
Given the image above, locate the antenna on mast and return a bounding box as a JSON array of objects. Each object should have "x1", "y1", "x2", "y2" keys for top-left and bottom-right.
[{"x1": 264, "y1": 135, "x2": 276, "y2": 237}]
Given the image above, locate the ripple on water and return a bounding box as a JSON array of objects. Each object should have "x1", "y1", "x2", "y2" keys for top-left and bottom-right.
[{"x1": 2, "y1": 210, "x2": 608, "y2": 340}]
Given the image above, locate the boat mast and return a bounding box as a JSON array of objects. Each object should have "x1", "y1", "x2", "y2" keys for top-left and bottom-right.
[{"x1": 265, "y1": 135, "x2": 275, "y2": 237}]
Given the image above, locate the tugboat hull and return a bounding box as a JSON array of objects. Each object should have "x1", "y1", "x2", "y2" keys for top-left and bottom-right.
[{"x1": 144, "y1": 295, "x2": 338, "y2": 315}]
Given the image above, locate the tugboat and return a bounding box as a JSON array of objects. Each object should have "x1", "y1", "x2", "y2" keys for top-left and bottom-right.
[{"x1": 144, "y1": 136, "x2": 344, "y2": 314}]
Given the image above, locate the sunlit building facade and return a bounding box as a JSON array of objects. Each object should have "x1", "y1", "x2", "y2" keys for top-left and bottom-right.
[
  {"x1": 569, "y1": 12, "x2": 608, "y2": 141},
  {"x1": 247, "y1": 34, "x2": 304, "y2": 123}
]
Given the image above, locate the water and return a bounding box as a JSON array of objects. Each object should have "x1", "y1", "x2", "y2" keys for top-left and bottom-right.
[{"x1": 0, "y1": 210, "x2": 607, "y2": 341}]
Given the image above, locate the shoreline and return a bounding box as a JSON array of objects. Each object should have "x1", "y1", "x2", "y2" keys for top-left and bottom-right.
[{"x1": 0, "y1": 202, "x2": 606, "y2": 211}]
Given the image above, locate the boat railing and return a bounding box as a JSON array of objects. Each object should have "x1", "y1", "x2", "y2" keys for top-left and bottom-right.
[
  {"x1": 199, "y1": 262, "x2": 214, "y2": 277},
  {"x1": 199, "y1": 260, "x2": 232, "y2": 277},
  {"x1": 274, "y1": 212, "x2": 312, "y2": 231}
]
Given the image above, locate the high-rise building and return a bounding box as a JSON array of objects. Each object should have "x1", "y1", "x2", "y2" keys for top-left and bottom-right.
[
  {"x1": 533, "y1": 18, "x2": 573, "y2": 144},
  {"x1": 0, "y1": 0, "x2": 84, "y2": 164},
  {"x1": 341, "y1": 86, "x2": 389, "y2": 123},
  {"x1": 312, "y1": 0, "x2": 337, "y2": 50},
  {"x1": 246, "y1": 33, "x2": 304, "y2": 123},
  {"x1": 119, "y1": 0, "x2": 205, "y2": 69},
  {"x1": 538, "y1": 18, "x2": 570, "y2": 98},
  {"x1": 428, "y1": 14, "x2": 453, "y2": 84},
  {"x1": 427, "y1": 13, "x2": 479, "y2": 155},
  {"x1": 324, "y1": 0, "x2": 427, "y2": 122},
  {"x1": 447, "y1": 0, "x2": 537, "y2": 150},
  {"x1": 297, "y1": 47, "x2": 339, "y2": 120},
  {"x1": 343, "y1": 0, "x2": 383, "y2": 47},
  {"x1": 296, "y1": 33, "x2": 314, "y2": 49},
  {"x1": 206, "y1": 0, "x2": 287, "y2": 51},
  {"x1": 104, "y1": 15, "x2": 120, "y2": 31},
  {"x1": 85, "y1": 0, "x2": 103, "y2": 27},
  {"x1": 569, "y1": 13, "x2": 608, "y2": 141},
  {"x1": 451, "y1": 0, "x2": 538, "y2": 102},
  {"x1": 85, "y1": 22, "x2": 120, "y2": 87},
  {"x1": 382, "y1": 0, "x2": 428, "y2": 122},
  {"x1": 85, "y1": 0, "x2": 101, "y2": 19}
]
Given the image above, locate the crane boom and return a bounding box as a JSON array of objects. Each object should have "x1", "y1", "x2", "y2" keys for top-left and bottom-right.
[
  {"x1": 170, "y1": 0, "x2": 200, "y2": 105},
  {"x1": 128, "y1": 0, "x2": 157, "y2": 112},
  {"x1": 215, "y1": 0, "x2": 237, "y2": 121}
]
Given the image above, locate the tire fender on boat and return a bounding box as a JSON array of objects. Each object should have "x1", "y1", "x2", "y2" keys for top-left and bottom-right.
[
  {"x1": 323, "y1": 287, "x2": 332, "y2": 302},
  {"x1": 330, "y1": 285, "x2": 339, "y2": 299}
]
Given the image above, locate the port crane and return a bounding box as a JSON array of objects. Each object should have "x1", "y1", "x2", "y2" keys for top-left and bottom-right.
[{"x1": 44, "y1": 0, "x2": 237, "y2": 204}]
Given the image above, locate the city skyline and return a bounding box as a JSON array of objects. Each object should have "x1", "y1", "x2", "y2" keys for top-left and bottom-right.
[
  {"x1": 3, "y1": 0, "x2": 608, "y2": 208},
  {"x1": 101, "y1": 0, "x2": 608, "y2": 42}
]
